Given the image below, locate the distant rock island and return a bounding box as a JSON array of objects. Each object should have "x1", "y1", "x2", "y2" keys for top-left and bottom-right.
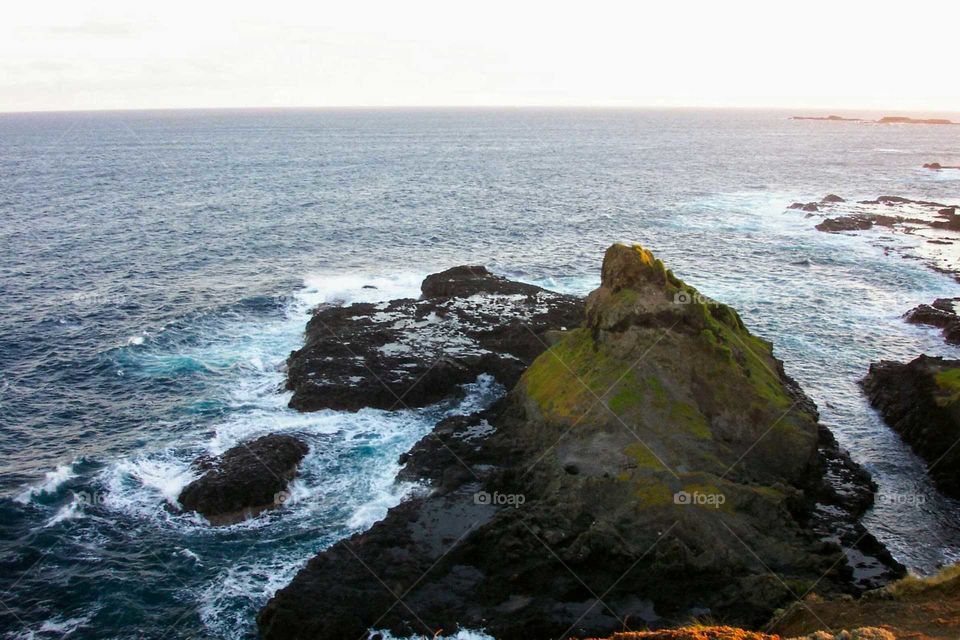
[
  {"x1": 791, "y1": 115, "x2": 957, "y2": 125},
  {"x1": 791, "y1": 115, "x2": 864, "y2": 122}
]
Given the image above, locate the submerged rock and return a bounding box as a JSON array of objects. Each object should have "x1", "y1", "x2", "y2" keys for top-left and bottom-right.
[
  {"x1": 178, "y1": 434, "x2": 308, "y2": 525},
  {"x1": 862, "y1": 355, "x2": 960, "y2": 498},
  {"x1": 258, "y1": 244, "x2": 900, "y2": 640},
  {"x1": 285, "y1": 265, "x2": 582, "y2": 412}
]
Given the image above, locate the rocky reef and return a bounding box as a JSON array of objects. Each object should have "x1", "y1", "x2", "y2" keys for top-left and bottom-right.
[
  {"x1": 178, "y1": 434, "x2": 308, "y2": 525},
  {"x1": 258, "y1": 244, "x2": 900, "y2": 640},
  {"x1": 285, "y1": 265, "x2": 582, "y2": 412},
  {"x1": 862, "y1": 355, "x2": 960, "y2": 499},
  {"x1": 785, "y1": 195, "x2": 960, "y2": 280}
]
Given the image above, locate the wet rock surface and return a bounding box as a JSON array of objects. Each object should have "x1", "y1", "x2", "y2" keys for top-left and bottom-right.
[
  {"x1": 862, "y1": 355, "x2": 960, "y2": 499},
  {"x1": 286, "y1": 265, "x2": 583, "y2": 412},
  {"x1": 178, "y1": 434, "x2": 309, "y2": 525},
  {"x1": 259, "y1": 246, "x2": 901, "y2": 640}
]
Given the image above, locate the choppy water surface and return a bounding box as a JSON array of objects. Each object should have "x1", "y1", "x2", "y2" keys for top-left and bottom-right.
[{"x1": 1, "y1": 109, "x2": 959, "y2": 638}]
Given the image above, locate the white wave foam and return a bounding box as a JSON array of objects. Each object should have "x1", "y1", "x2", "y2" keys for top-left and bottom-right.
[
  {"x1": 296, "y1": 272, "x2": 425, "y2": 310},
  {"x1": 7, "y1": 611, "x2": 96, "y2": 639},
  {"x1": 14, "y1": 462, "x2": 78, "y2": 504},
  {"x1": 44, "y1": 495, "x2": 84, "y2": 527},
  {"x1": 104, "y1": 454, "x2": 197, "y2": 514}
]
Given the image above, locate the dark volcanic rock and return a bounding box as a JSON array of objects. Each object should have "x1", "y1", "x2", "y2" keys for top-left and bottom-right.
[
  {"x1": 259, "y1": 244, "x2": 901, "y2": 640},
  {"x1": 178, "y1": 434, "x2": 309, "y2": 525},
  {"x1": 816, "y1": 216, "x2": 873, "y2": 232},
  {"x1": 822, "y1": 194, "x2": 846, "y2": 203},
  {"x1": 285, "y1": 266, "x2": 583, "y2": 412},
  {"x1": 905, "y1": 298, "x2": 960, "y2": 345},
  {"x1": 862, "y1": 356, "x2": 960, "y2": 498}
]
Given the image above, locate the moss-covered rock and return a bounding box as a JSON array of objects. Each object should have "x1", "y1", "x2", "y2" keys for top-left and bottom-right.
[{"x1": 521, "y1": 242, "x2": 818, "y2": 486}]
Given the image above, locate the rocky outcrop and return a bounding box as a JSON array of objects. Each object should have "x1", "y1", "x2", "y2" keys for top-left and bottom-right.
[
  {"x1": 259, "y1": 244, "x2": 901, "y2": 640},
  {"x1": 815, "y1": 217, "x2": 874, "y2": 233},
  {"x1": 862, "y1": 356, "x2": 960, "y2": 498},
  {"x1": 178, "y1": 434, "x2": 308, "y2": 525},
  {"x1": 285, "y1": 266, "x2": 582, "y2": 412},
  {"x1": 904, "y1": 298, "x2": 960, "y2": 345},
  {"x1": 922, "y1": 162, "x2": 960, "y2": 170}
]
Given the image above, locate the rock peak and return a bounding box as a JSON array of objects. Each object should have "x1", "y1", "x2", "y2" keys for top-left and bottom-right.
[{"x1": 600, "y1": 243, "x2": 672, "y2": 292}]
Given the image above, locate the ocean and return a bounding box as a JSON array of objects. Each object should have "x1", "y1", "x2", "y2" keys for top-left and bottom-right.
[{"x1": 1, "y1": 108, "x2": 959, "y2": 639}]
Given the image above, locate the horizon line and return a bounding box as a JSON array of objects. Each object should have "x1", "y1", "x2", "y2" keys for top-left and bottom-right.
[{"x1": 2, "y1": 104, "x2": 960, "y2": 117}]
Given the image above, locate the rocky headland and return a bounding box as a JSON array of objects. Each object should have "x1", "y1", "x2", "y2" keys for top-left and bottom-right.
[
  {"x1": 258, "y1": 244, "x2": 902, "y2": 639},
  {"x1": 861, "y1": 355, "x2": 960, "y2": 499}
]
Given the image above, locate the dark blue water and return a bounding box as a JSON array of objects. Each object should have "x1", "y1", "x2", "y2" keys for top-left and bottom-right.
[{"x1": 2, "y1": 108, "x2": 960, "y2": 639}]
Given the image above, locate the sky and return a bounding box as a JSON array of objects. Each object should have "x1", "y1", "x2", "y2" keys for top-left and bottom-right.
[{"x1": 1, "y1": 0, "x2": 959, "y2": 113}]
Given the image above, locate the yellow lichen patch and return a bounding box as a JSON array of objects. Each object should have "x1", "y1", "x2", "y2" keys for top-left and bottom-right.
[
  {"x1": 625, "y1": 442, "x2": 667, "y2": 469},
  {"x1": 933, "y1": 368, "x2": 960, "y2": 406},
  {"x1": 669, "y1": 402, "x2": 711, "y2": 439},
  {"x1": 634, "y1": 244, "x2": 657, "y2": 268},
  {"x1": 630, "y1": 478, "x2": 674, "y2": 507}
]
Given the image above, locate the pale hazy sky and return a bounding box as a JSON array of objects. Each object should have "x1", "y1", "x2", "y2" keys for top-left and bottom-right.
[{"x1": 2, "y1": 0, "x2": 959, "y2": 113}]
